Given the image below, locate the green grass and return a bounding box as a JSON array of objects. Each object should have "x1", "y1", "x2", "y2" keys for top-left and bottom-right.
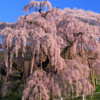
[
  {"x1": 0, "y1": 92, "x2": 21, "y2": 100},
  {"x1": 0, "y1": 51, "x2": 4, "y2": 62},
  {"x1": 86, "y1": 85, "x2": 100, "y2": 100},
  {"x1": 0, "y1": 81, "x2": 24, "y2": 100},
  {"x1": 13, "y1": 51, "x2": 22, "y2": 57},
  {"x1": 94, "y1": 52, "x2": 98, "y2": 59}
]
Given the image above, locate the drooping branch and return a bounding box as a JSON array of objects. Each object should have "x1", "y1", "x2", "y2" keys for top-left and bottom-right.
[
  {"x1": 34, "y1": 22, "x2": 48, "y2": 33},
  {"x1": 39, "y1": 5, "x2": 42, "y2": 14},
  {"x1": 23, "y1": 0, "x2": 52, "y2": 14}
]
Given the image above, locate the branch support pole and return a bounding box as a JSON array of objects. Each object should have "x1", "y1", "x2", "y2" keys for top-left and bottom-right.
[
  {"x1": 82, "y1": 94, "x2": 85, "y2": 100},
  {"x1": 81, "y1": 33, "x2": 84, "y2": 64},
  {"x1": 30, "y1": 42, "x2": 36, "y2": 74},
  {"x1": 41, "y1": 45, "x2": 43, "y2": 72}
]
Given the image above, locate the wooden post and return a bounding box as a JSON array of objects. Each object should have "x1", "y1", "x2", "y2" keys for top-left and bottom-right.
[
  {"x1": 72, "y1": 86, "x2": 73, "y2": 100},
  {"x1": 51, "y1": 74, "x2": 54, "y2": 100},
  {"x1": 41, "y1": 46, "x2": 42, "y2": 72},
  {"x1": 30, "y1": 42, "x2": 36, "y2": 74},
  {"x1": 89, "y1": 58, "x2": 95, "y2": 91},
  {"x1": 40, "y1": 50, "x2": 42, "y2": 100},
  {"x1": 92, "y1": 67, "x2": 95, "y2": 91},
  {"x1": 40, "y1": 87, "x2": 41, "y2": 100},
  {"x1": 60, "y1": 97, "x2": 63, "y2": 100},
  {"x1": 40, "y1": 92, "x2": 41, "y2": 100},
  {"x1": 82, "y1": 94, "x2": 85, "y2": 100},
  {"x1": 81, "y1": 33, "x2": 84, "y2": 64}
]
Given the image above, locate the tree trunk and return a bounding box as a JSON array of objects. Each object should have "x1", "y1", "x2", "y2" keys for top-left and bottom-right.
[
  {"x1": 23, "y1": 61, "x2": 30, "y2": 78},
  {"x1": 69, "y1": 47, "x2": 72, "y2": 59},
  {"x1": 23, "y1": 61, "x2": 30, "y2": 87}
]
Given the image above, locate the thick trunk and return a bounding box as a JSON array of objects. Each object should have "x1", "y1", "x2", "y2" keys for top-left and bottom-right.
[
  {"x1": 70, "y1": 40, "x2": 77, "y2": 58},
  {"x1": 23, "y1": 61, "x2": 30, "y2": 79}
]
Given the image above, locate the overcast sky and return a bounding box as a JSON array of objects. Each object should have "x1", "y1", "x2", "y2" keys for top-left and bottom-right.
[{"x1": 0, "y1": 0, "x2": 100, "y2": 23}]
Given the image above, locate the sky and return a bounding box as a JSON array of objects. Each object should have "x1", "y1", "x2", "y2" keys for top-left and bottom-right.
[{"x1": 0, "y1": 0, "x2": 100, "y2": 23}]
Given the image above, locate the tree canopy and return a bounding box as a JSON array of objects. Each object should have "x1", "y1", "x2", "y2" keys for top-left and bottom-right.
[{"x1": 0, "y1": 0, "x2": 100, "y2": 99}]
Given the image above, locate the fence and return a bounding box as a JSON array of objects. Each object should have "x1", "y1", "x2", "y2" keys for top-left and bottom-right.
[
  {"x1": 54, "y1": 78, "x2": 100, "y2": 100},
  {"x1": 54, "y1": 92, "x2": 100, "y2": 100}
]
